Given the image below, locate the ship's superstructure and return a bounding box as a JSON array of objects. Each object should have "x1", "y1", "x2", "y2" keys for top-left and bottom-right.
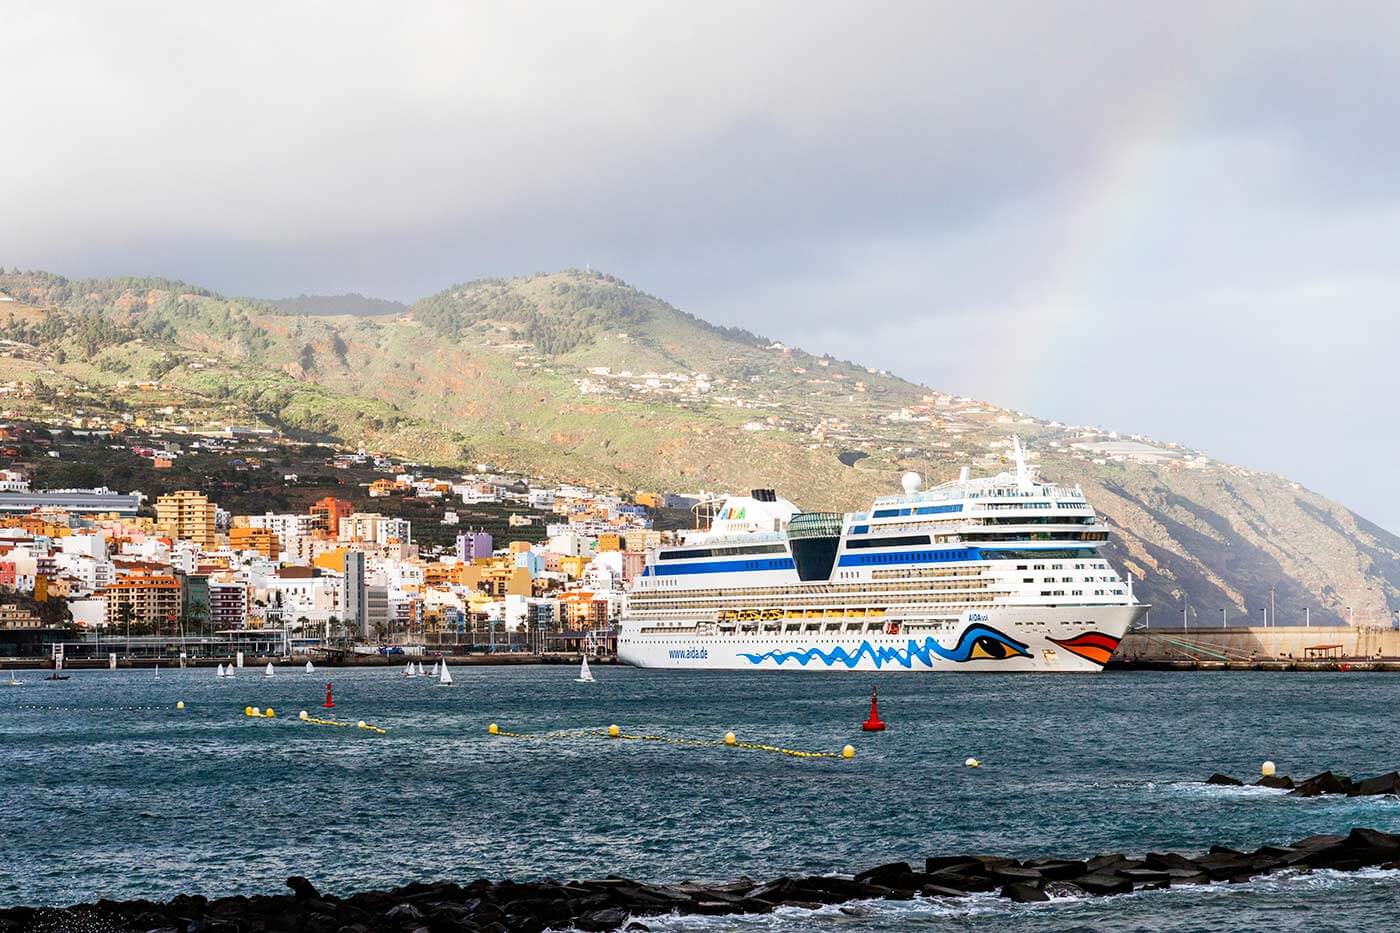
[{"x1": 617, "y1": 438, "x2": 1145, "y2": 672}]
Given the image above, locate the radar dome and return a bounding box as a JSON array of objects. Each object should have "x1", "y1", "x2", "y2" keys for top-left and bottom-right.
[{"x1": 900, "y1": 471, "x2": 922, "y2": 494}]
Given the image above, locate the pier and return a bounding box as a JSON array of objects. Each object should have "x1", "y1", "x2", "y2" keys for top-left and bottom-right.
[{"x1": 1112, "y1": 625, "x2": 1400, "y2": 671}]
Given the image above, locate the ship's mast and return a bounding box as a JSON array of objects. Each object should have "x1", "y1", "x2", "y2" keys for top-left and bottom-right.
[{"x1": 1010, "y1": 435, "x2": 1034, "y2": 491}]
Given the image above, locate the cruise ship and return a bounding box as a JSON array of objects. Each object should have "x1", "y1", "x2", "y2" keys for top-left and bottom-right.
[{"x1": 617, "y1": 438, "x2": 1146, "y2": 672}]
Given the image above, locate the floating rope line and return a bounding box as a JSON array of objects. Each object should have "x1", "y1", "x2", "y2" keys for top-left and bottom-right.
[
  {"x1": 13, "y1": 705, "x2": 174, "y2": 712},
  {"x1": 299, "y1": 712, "x2": 387, "y2": 734},
  {"x1": 487, "y1": 723, "x2": 849, "y2": 759}
]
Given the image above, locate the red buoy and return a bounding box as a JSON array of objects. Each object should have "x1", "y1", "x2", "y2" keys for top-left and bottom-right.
[
  {"x1": 323, "y1": 681, "x2": 335, "y2": 708},
  {"x1": 861, "y1": 685, "x2": 886, "y2": 731}
]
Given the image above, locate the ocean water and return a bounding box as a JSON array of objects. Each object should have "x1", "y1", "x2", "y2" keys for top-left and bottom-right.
[{"x1": 3, "y1": 666, "x2": 1399, "y2": 930}]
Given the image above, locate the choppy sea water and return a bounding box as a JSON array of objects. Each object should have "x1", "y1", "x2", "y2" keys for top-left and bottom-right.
[{"x1": 3, "y1": 667, "x2": 1399, "y2": 930}]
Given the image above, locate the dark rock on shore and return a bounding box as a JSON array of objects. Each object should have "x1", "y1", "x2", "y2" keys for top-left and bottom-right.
[
  {"x1": 1255, "y1": 774, "x2": 1295, "y2": 789},
  {"x1": 1209, "y1": 766, "x2": 1400, "y2": 796},
  {"x1": 1207, "y1": 773, "x2": 1244, "y2": 786},
  {"x1": 9, "y1": 828, "x2": 1400, "y2": 931}
]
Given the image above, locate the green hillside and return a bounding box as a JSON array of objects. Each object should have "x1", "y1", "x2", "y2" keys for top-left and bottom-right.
[{"x1": 0, "y1": 266, "x2": 1396, "y2": 626}]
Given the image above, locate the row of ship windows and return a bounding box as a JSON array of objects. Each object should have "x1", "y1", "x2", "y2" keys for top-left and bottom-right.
[
  {"x1": 1040, "y1": 589, "x2": 1124, "y2": 596},
  {"x1": 631, "y1": 584, "x2": 997, "y2": 605},
  {"x1": 1024, "y1": 576, "x2": 1119, "y2": 583}
]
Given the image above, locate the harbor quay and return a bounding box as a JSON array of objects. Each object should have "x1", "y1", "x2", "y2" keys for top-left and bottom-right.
[{"x1": 1113, "y1": 624, "x2": 1400, "y2": 671}]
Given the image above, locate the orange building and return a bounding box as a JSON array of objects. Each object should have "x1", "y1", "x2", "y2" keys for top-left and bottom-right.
[
  {"x1": 229, "y1": 527, "x2": 279, "y2": 559},
  {"x1": 309, "y1": 497, "x2": 354, "y2": 537}
]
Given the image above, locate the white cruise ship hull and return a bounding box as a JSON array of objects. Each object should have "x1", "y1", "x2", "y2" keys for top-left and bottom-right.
[{"x1": 618, "y1": 604, "x2": 1143, "y2": 673}]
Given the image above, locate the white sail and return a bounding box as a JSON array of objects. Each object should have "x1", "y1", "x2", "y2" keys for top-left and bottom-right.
[
  {"x1": 438, "y1": 660, "x2": 453, "y2": 686},
  {"x1": 154, "y1": 664, "x2": 161, "y2": 679},
  {"x1": 305, "y1": 660, "x2": 315, "y2": 674},
  {"x1": 417, "y1": 662, "x2": 425, "y2": 676},
  {"x1": 430, "y1": 661, "x2": 439, "y2": 677},
  {"x1": 264, "y1": 662, "x2": 275, "y2": 678},
  {"x1": 577, "y1": 654, "x2": 595, "y2": 683},
  {"x1": 404, "y1": 661, "x2": 414, "y2": 677},
  {"x1": 216, "y1": 663, "x2": 225, "y2": 677}
]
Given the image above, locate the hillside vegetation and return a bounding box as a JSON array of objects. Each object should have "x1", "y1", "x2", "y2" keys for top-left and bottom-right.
[{"x1": 0, "y1": 266, "x2": 1396, "y2": 626}]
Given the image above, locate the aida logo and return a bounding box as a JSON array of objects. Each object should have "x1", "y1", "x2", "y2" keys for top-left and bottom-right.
[{"x1": 719, "y1": 507, "x2": 746, "y2": 521}]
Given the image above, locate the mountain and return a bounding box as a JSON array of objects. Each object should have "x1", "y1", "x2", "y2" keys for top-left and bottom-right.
[
  {"x1": 0, "y1": 266, "x2": 1396, "y2": 626},
  {"x1": 264, "y1": 293, "x2": 407, "y2": 317}
]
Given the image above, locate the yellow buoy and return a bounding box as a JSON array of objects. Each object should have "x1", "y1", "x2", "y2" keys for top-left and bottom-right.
[
  {"x1": 965, "y1": 757, "x2": 982, "y2": 768},
  {"x1": 176, "y1": 701, "x2": 185, "y2": 711},
  {"x1": 488, "y1": 723, "x2": 499, "y2": 735},
  {"x1": 842, "y1": 744, "x2": 856, "y2": 759},
  {"x1": 244, "y1": 706, "x2": 254, "y2": 717},
  {"x1": 608, "y1": 724, "x2": 620, "y2": 738},
  {"x1": 1262, "y1": 760, "x2": 1277, "y2": 777},
  {"x1": 724, "y1": 731, "x2": 737, "y2": 746},
  {"x1": 299, "y1": 710, "x2": 309, "y2": 721},
  {"x1": 264, "y1": 708, "x2": 275, "y2": 718}
]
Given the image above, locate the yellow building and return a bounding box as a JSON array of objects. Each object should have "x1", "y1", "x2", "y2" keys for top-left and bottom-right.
[{"x1": 155, "y1": 491, "x2": 217, "y2": 547}]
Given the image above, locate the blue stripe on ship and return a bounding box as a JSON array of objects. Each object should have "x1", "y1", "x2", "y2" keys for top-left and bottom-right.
[
  {"x1": 649, "y1": 557, "x2": 796, "y2": 577},
  {"x1": 838, "y1": 547, "x2": 978, "y2": 568}
]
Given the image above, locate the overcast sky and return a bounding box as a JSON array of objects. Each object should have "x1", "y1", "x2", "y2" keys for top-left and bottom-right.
[{"x1": 5, "y1": 2, "x2": 1399, "y2": 532}]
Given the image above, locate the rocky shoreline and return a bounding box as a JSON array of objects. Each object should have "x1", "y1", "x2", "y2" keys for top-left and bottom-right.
[
  {"x1": 6, "y1": 827, "x2": 1400, "y2": 932},
  {"x1": 1207, "y1": 767, "x2": 1400, "y2": 796}
]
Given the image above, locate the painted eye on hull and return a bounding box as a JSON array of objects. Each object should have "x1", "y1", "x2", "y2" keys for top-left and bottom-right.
[
  {"x1": 970, "y1": 637, "x2": 1016, "y2": 660},
  {"x1": 953, "y1": 624, "x2": 1030, "y2": 662}
]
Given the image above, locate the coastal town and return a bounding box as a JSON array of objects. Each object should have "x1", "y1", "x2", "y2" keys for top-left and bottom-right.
[{"x1": 0, "y1": 418, "x2": 705, "y2": 665}]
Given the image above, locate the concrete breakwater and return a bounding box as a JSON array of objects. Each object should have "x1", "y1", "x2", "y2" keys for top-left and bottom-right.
[
  {"x1": 1111, "y1": 625, "x2": 1400, "y2": 670},
  {"x1": 7, "y1": 827, "x2": 1400, "y2": 932}
]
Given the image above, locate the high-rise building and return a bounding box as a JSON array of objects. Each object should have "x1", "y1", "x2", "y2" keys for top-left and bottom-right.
[
  {"x1": 310, "y1": 497, "x2": 354, "y2": 536},
  {"x1": 456, "y1": 531, "x2": 493, "y2": 562},
  {"x1": 341, "y1": 551, "x2": 367, "y2": 638},
  {"x1": 102, "y1": 573, "x2": 182, "y2": 631},
  {"x1": 155, "y1": 491, "x2": 217, "y2": 547},
  {"x1": 207, "y1": 575, "x2": 249, "y2": 630}
]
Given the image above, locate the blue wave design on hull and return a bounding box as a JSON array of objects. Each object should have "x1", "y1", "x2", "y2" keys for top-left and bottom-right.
[{"x1": 737, "y1": 624, "x2": 1030, "y2": 669}]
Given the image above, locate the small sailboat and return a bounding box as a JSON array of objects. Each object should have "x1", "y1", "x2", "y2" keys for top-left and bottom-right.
[
  {"x1": 437, "y1": 660, "x2": 453, "y2": 687},
  {"x1": 402, "y1": 661, "x2": 415, "y2": 678},
  {"x1": 45, "y1": 659, "x2": 69, "y2": 682},
  {"x1": 154, "y1": 664, "x2": 161, "y2": 680},
  {"x1": 576, "y1": 653, "x2": 595, "y2": 683},
  {"x1": 417, "y1": 662, "x2": 426, "y2": 676},
  {"x1": 305, "y1": 660, "x2": 315, "y2": 674},
  {"x1": 4, "y1": 669, "x2": 23, "y2": 687},
  {"x1": 429, "y1": 660, "x2": 439, "y2": 678},
  {"x1": 264, "y1": 662, "x2": 275, "y2": 679}
]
